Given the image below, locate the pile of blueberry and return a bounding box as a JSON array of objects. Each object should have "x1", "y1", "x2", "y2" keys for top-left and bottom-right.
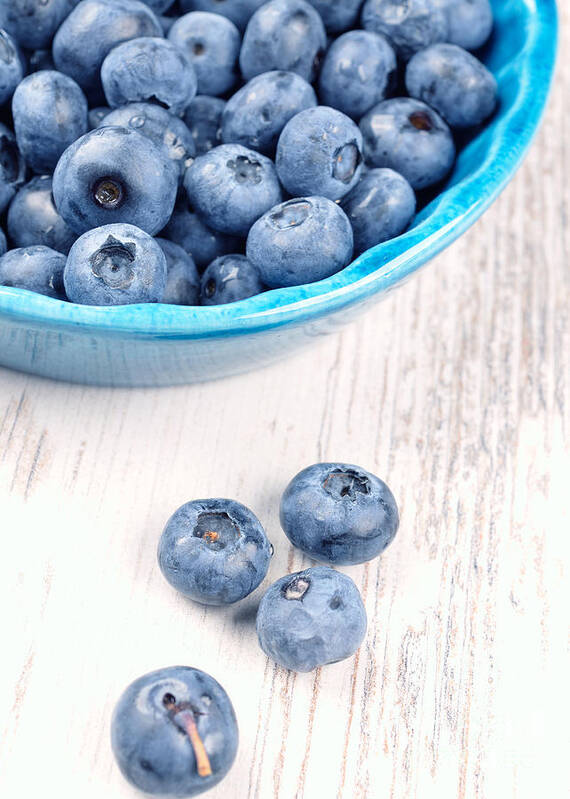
[
  {"x1": 112, "y1": 461, "x2": 399, "y2": 796},
  {"x1": 0, "y1": 0, "x2": 497, "y2": 308}
]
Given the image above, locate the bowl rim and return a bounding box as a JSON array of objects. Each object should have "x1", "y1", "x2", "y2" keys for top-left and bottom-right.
[{"x1": 0, "y1": 0, "x2": 558, "y2": 341}]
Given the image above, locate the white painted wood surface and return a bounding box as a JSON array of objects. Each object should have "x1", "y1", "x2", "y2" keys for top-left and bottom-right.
[{"x1": 0, "y1": 17, "x2": 568, "y2": 799}]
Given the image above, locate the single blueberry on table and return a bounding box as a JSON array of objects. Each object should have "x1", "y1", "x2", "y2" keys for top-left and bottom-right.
[
  {"x1": 406, "y1": 43, "x2": 497, "y2": 130},
  {"x1": 184, "y1": 144, "x2": 282, "y2": 237},
  {"x1": 305, "y1": 0, "x2": 363, "y2": 34},
  {"x1": 280, "y1": 463, "x2": 400, "y2": 565},
  {"x1": 88, "y1": 106, "x2": 111, "y2": 130},
  {"x1": 64, "y1": 223, "x2": 167, "y2": 306},
  {"x1": 0, "y1": 29, "x2": 24, "y2": 106},
  {"x1": 161, "y1": 193, "x2": 242, "y2": 270},
  {"x1": 155, "y1": 237, "x2": 200, "y2": 305},
  {"x1": 0, "y1": 246, "x2": 67, "y2": 300},
  {"x1": 433, "y1": 0, "x2": 493, "y2": 52},
  {"x1": 239, "y1": 0, "x2": 327, "y2": 84},
  {"x1": 256, "y1": 567, "x2": 367, "y2": 672},
  {"x1": 179, "y1": 0, "x2": 266, "y2": 32},
  {"x1": 158, "y1": 498, "x2": 273, "y2": 605},
  {"x1": 184, "y1": 95, "x2": 225, "y2": 155},
  {"x1": 361, "y1": 0, "x2": 448, "y2": 61},
  {"x1": 247, "y1": 197, "x2": 353, "y2": 288},
  {"x1": 360, "y1": 97, "x2": 456, "y2": 190},
  {"x1": 276, "y1": 106, "x2": 363, "y2": 202},
  {"x1": 99, "y1": 104, "x2": 196, "y2": 184},
  {"x1": 319, "y1": 31, "x2": 397, "y2": 121},
  {"x1": 341, "y1": 168, "x2": 416, "y2": 256},
  {"x1": 222, "y1": 71, "x2": 317, "y2": 157},
  {"x1": 12, "y1": 70, "x2": 88, "y2": 174},
  {"x1": 101, "y1": 37, "x2": 197, "y2": 116},
  {"x1": 0, "y1": 122, "x2": 25, "y2": 215},
  {"x1": 168, "y1": 12, "x2": 240, "y2": 98},
  {"x1": 53, "y1": 126, "x2": 178, "y2": 236},
  {"x1": 7, "y1": 176, "x2": 76, "y2": 255},
  {"x1": 52, "y1": 0, "x2": 163, "y2": 98},
  {"x1": 0, "y1": 0, "x2": 74, "y2": 51},
  {"x1": 200, "y1": 254, "x2": 263, "y2": 305},
  {"x1": 111, "y1": 666, "x2": 238, "y2": 797}
]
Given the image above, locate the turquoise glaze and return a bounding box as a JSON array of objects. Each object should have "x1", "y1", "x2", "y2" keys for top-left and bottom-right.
[{"x1": 0, "y1": 0, "x2": 558, "y2": 386}]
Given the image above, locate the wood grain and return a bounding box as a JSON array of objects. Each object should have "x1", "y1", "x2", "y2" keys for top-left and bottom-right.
[{"x1": 0, "y1": 13, "x2": 568, "y2": 799}]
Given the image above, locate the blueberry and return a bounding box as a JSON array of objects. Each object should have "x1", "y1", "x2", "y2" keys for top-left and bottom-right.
[
  {"x1": 158, "y1": 498, "x2": 272, "y2": 605},
  {"x1": 433, "y1": 0, "x2": 493, "y2": 51},
  {"x1": 53, "y1": 126, "x2": 178, "y2": 236},
  {"x1": 239, "y1": 0, "x2": 326, "y2": 83},
  {"x1": 184, "y1": 144, "x2": 282, "y2": 236},
  {"x1": 0, "y1": 246, "x2": 66, "y2": 300},
  {"x1": 0, "y1": 29, "x2": 24, "y2": 106},
  {"x1": 280, "y1": 463, "x2": 399, "y2": 565},
  {"x1": 222, "y1": 71, "x2": 317, "y2": 157},
  {"x1": 256, "y1": 567, "x2": 367, "y2": 672},
  {"x1": 200, "y1": 254, "x2": 263, "y2": 305},
  {"x1": 179, "y1": 0, "x2": 266, "y2": 32},
  {"x1": 406, "y1": 43, "x2": 497, "y2": 129},
  {"x1": 361, "y1": 0, "x2": 448, "y2": 61},
  {"x1": 360, "y1": 97, "x2": 455, "y2": 190},
  {"x1": 52, "y1": 0, "x2": 162, "y2": 98},
  {"x1": 99, "y1": 103, "x2": 196, "y2": 183},
  {"x1": 184, "y1": 95, "x2": 225, "y2": 155},
  {"x1": 101, "y1": 37, "x2": 197, "y2": 116},
  {"x1": 341, "y1": 168, "x2": 415, "y2": 255},
  {"x1": 155, "y1": 237, "x2": 200, "y2": 305},
  {"x1": 0, "y1": 229, "x2": 6, "y2": 256},
  {"x1": 64, "y1": 223, "x2": 167, "y2": 305},
  {"x1": 12, "y1": 70, "x2": 88, "y2": 174},
  {"x1": 276, "y1": 106, "x2": 363, "y2": 201},
  {"x1": 88, "y1": 106, "x2": 111, "y2": 130},
  {"x1": 7, "y1": 176, "x2": 76, "y2": 255},
  {"x1": 111, "y1": 666, "x2": 238, "y2": 797},
  {"x1": 161, "y1": 193, "x2": 242, "y2": 270},
  {"x1": 0, "y1": 122, "x2": 26, "y2": 214},
  {"x1": 305, "y1": 0, "x2": 363, "y2": 34},
  {"x1": 319, "y1": 31, "x2": 396, "y2": 122},
  {"x1": 168, "y1": 12, "x2": 240, "y2": 97},
  {"x1": 247, "y1": 197, "x2": 353, "y2": 288},
  {"x1": 0, "y1": 0, "x2": 74, "y2": 51}
]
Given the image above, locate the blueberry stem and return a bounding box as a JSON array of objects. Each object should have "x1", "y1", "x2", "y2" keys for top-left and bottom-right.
[{"x1": 180, "y1": 711, "x2": 212, "y2": 778}]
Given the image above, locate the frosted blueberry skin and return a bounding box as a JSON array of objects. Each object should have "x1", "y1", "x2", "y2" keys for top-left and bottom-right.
[
  {"x1": 158, "y1": 498, "x2": 273, "y2": 605},
  {"x1": 64, "y1": 223, "x2": 167, "y2": 306},
  {"x1": 361, "y1": 0, "x2": 448, "y2": 61},
  {"x1": 222, "y1": 71, "x2": 317, "y2": 157},
  {"x1": 111, "y1": 666, "x2": 238, "y2": 797},
  {"x1": 155, "y1": 237, "x2": 200, "y2": 305},
  {"x1": 184, "y1": 96, "x2": 225, "y2": 155},
  {"x1": 406, "y1": 44, "x2": 498, "y2": 130},
  {"x1": 168, "y1": 12, "x2": 240, "y2": 97},
  {"x1": 0, "y1": 246, "x2": 67, "y2": 300},
  {"x1": 179, "y1": 0, "x2": 266, "y2": 32},
  {"x1": 161, "y1": 193, "x2": 242, "y2": 270},
  {"x1": 0, "y1": 0, "x2": 74, "y2": 51},
  {"x1": 12, "y1": 70, "x2": 88, "y2": 174},
  {"x1": 53, "y1": 126, "x2": 178, "y2": 236},
  {"x1": 280, "y1": 463, "x2": 399, "y2": 565},
  {"x1": 52, "y1": 0, "x2": 162, "y2": 98},
  {"x1": 184, "y1": 144, "x2": 282, "y2": 237},
  {"x1": 7, "y1": 176, "x2": 76, "y2": 255},
  {"x1": 0, "y1": 229, "x2": 6, "y2": 256},
  {"x1": 305, "y1": 0, "x2": 363, "y2": 34},
  {"x1": 99, "y1": 103, "x2": 196, "y2": 184},
  {"x1": 0, "y1": 29, "x2": 24, "y2": 106},
  {"x1": 276, "y1": 106, "x2": 363, "y2": 202},
  {"x1": 341, "y1": 168, "x2": 416, "y2": 255},
  {"x1": 256, "y1": 567, "x2": 367, "y2": 672},
  {"x1": 432, "y1": 0, "x2": 493, "y2": 51},
  {"x1": 200, "y1": 254, "x2": 263, "y2": 305},
  {"x1": 239, "y1": 0, "x2": 326, "y2": 83},
  {"x1": 101, "y1": 37, "x2": 197, "y2": 116},
  {"x1": 319, "y1": 31, "x2": 397, "y2": 121},
  {"x1": 360, "y1": 97, "x2": 455, "y2": 190},
  {"x1": 247, "y1": 197, "x2": 353, "y2": 288},
  {"x1": 0, "y1": 122, "x2": 26, "y2": 214}
]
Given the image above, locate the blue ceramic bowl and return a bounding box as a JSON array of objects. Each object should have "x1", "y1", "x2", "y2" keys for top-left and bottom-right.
[{"x1": 0, "y1": 0, "x2": 557, "y2": 387}]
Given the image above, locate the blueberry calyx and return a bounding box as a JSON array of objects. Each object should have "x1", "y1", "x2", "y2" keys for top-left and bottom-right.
[
  {"x1": 283, "y1": 575, "x2": 311, "y2": 601},
  {"x1": 332, "y1": 142, "x2": 361, "y2": 183},
  {"x1": 226, "y1": 155, "x2": 263, "y2": 185},
  {"x1": 93, "y1": 177, "x2": 125, "y2": 209},
  {"x1": 409, "y1": 111, "x2": 433, "y2": 131},
  {"x1": 89, "y1": 236, "x2": 136, "y2": 289},
  {"x1": 322, "y1": 469, "x2": 371, "y2": 501},
  {"x1": 204, "y1": 277, "x2": 217, "y2": 299},
  {"x1": 193, "y1": 511, "x2": 241, "y2": 550},
  {"x1": 269, "y1": 199, "x2": 312, "y2": 230}
]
